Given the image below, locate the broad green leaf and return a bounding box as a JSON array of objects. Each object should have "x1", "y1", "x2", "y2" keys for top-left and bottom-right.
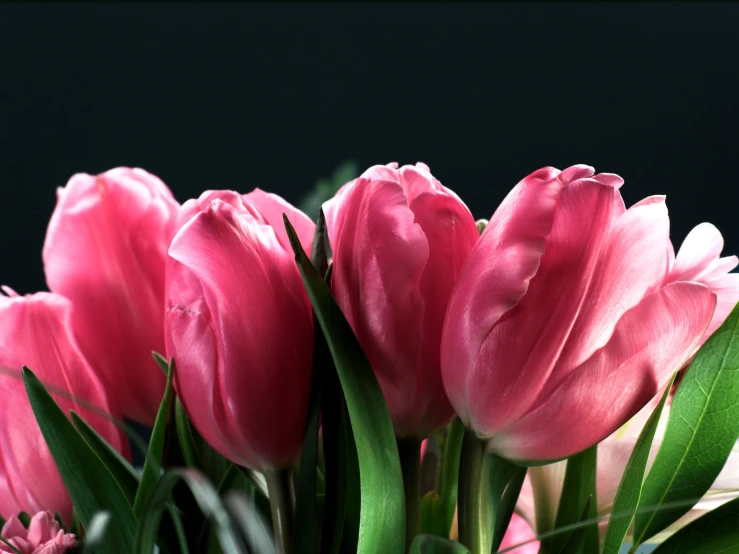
[
  {"x1": 410, "y1": 535, "x2": 471, "y2": 554},
  {"x1": 557, "y1": 497, "x2": 593, "y2": 554},
  {"x1": 549, "y1": 446, "x2": 598, "y2": 554},
  {"x1": 71, "y1": 410, "x2": 140, "y2": 504},
  {"x1": 135, "y1": 468, "x2": 244, "y2": 554},
  {"x1": 491, "y1": 462, "x2": 527, "y2": 553},
  {"x1": 420, "y1": 492, "x2": 447, "y2": 538},
  {"x1": 439, "y1": 418, "x2": 464, "y2": 535},
  {"x1": 602, "y1": 378, "x2": 674, "y2": 554},
  {"x1": 651, "y1": 495, "x2": 739, "y2": 553},
  {"x1": 634, "y1": 304, "x2": 739, "y2": 545},
  {"x1": 133, "y1": 358, "x2": 176, "y2": 518},
  {"x1": 284, "y1": 214, "x2": 405, "y2": 554},
  {"x1": 22, "y1": 367, "x2": 137, "y2": 551}
]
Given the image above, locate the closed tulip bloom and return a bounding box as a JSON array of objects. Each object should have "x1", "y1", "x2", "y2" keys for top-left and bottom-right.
[
  {"x1": 43, "y1": 168, "x2": 179, "y2": 424},
  {"x1": 441, "y1": 165, "x2": 731, "y2": 462},
  {"x1": 0, "y1": 291, "x2": 127, "y2": 522},
  {"x1": 166, "y1": 190, "x2": 314, "y2": 470},
  {"x1": 323, "y1": 162, "x2": 479, "y2": 438}
]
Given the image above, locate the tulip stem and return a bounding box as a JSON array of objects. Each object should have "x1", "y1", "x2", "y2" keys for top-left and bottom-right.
[
  {"x1": 265, "y1": 469, "x2": 294, "y2": 554},
  {"x1": 458, "y1": 428, "x2": 494, "y2": 554},
  {"x1": 398, "y1": 437, "x2": 422, "y2": 551}
]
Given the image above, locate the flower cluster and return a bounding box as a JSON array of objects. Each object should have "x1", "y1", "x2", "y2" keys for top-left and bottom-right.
[{"x1": 2, "y1": 162, "x2": 738, "y2": 554}]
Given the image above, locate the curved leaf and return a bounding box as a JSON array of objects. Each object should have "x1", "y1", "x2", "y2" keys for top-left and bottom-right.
[{"x1": 410, "y1": 535, "x2": 471, "y2": 554}]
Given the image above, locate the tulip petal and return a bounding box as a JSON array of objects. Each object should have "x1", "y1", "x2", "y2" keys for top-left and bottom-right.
[
  {"x1": 489, "y1": 281, "x2": 715, "y2": 461},
  {"x1": 441, "y1": 167, "x2": 566, "y2": 424},
  {"x1": 670, "y1": 223, "x2": 726, "y2": 282},
  {"x1": 703, "y1": 272, "x2": 739, "y2": 338},
  {"x1": 168, "y1": 200, "x2": 313, "y2": 468},
  {"x1": 243, "y1": 188, "x2": 315, "y2": 254}
]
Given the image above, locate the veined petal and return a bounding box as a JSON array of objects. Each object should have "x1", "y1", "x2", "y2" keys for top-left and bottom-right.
[{"x1": 243, "y1": 188, "x2": 315, "y2": 254}]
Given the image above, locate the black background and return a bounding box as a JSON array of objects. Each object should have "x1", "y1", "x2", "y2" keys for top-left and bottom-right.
[{"x1": 2, "y1": 2, "x2": 738, "y2": 294}]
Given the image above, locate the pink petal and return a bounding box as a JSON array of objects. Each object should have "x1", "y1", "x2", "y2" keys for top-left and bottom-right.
[
  {"x1": 489, "y1": 282, "x2": 715, "y2": 461},
  {"x1": 243, "y1": 188, "x2": 315, "y2": 254},
  {"x1": 168, "y1": 200, "x2": 313, "y2": 469},
  {"x1": 702, "y1": 273, "x2": 739, "y2": 338},
  {"x1": 499, "y1": 513, "x2": 539, "y2": 554},
  {"x1": 441, "y1": 166, "x2": 566, "y2": 425},
  {"x1": 669, "y1": 223, "x2": 726, "y2": 282},
  {"x1": 462, "y1": 177, "x2": 619, "y2": 435}
]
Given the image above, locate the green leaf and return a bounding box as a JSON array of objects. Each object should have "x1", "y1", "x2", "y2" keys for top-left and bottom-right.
[
  {"x1": 409, "y1": 535, "x2": 471, "y2": 554},
  {"x1": 284, "y1": 214, "x2": 405, "y2": 554},
  {"x1": 634, "y1": 304, "x2": 739, "y2": 545},
  {"x1": 83, "y1": 512, "x2": 116, "y2": 554},
  {"x1": 602, "y1": 377, "x2": 675, "y2": 554},
  {"x1": 557, "y1": 496, "x2": 593, "y2": 554},
  {"x1": 224, "y1": 490, "x2": 276, "y2": 554},
  {"x1": 491, "y1": 462, "x2": 527, "y2": 553},
  {"x1": 135, "y1": 468, "x2": 245, "y2": 554},
  {"x1": 16, "y1": 513, "x2": 30, "y2": 527},
  {"x1": 133, "y1": 358, "x2": 176, "y2": 518},
  {"x1": 651, "y1": 495, "x2": 739, "y2": 553},
  {"x1": 439, "y1": 418, "x2": 464, "y2": 536},
  {"x1": 549, "y1": 446, "x2": 598, "y2": 554},
  {"x1": 420, "y1": 492, "x2": 447, "y2": 538},
  {"x1": 22, "y1": 367, "x2": 137, "y2": 551},
  {"x1": 71, "y1": 411, "x2": 140, "y2": 505},
  {"x1": 175, "y1": 399, "x2": 198, "y2": 468}
]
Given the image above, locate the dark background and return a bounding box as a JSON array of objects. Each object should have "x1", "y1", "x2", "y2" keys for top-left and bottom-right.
[{"x1": 2, "y1": 2, "x2": 738, "y2": 295}]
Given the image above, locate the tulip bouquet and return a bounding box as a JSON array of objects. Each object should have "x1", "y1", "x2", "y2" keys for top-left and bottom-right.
[{"x1": 2, "y1": 162, "x2": 739, "y2": 554}]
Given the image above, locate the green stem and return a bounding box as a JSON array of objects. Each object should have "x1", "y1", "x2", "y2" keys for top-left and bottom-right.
[
  {"x1": 439, "y1": 418, "x2": 465, "y2": 535},
  {"x1": 458, "y1": 428, "x2": 493, "y2": 554},
  {"x1": 398, "y1": 438, "x2": 422, "y2": 552},
  {"x1": 265, "y1": 469, "x2": 294, "y2": 554}
]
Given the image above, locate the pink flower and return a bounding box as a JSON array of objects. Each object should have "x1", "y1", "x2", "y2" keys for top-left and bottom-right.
[
  {"x1": 0, "y1": 511, "x2": 76, "y2": 554},
  {"x1": 441, "y1": 164, "x2": 736, "y2": 462},
  {"x1": 0, "y1": 291, "x2": 127, "y2": 522},
  {"x1": 43, "y1": 168, "x2": 180, "y2": 424},
  {"x1": 498, "y1": 514, "x2": 539, "y2": 554},
  {"x1": 165, "y1": 189, "x2": 315, "y2": 470},
  {"x1": 324, "y1": 163, "x2": 478, "y2": 438}
]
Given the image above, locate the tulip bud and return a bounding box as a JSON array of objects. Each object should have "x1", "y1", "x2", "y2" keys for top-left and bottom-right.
[
  {"x1": 0, "y1": 291, "x2": 127, "y2": 522},
  {"x1": 165, "y1": 190, "x2": 315, "y2": 470},
  {"x1": 324, "y1": 162, "x2": 479, "y2": 438},
  {"x1": 441, "y1": 165, "x2": 726, "y2": 462},
  {"x1": 43, "y1": 168, "x2": 179, "y2": 424}
]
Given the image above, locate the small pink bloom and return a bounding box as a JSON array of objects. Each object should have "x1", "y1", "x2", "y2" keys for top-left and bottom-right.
[
  {"x1": 0, "y1": 292, "x2": 126, "y2": 523},
  {"x1": 166, "y1": 190, "x2": 314, "y2": 470},
  {"x1": 441, "y1": 165, "x2": 723, "y2": 462},
  {"x1": 324, "y1": 163, "x2": 479, "y2": 438},
  {"x1": 43, "y1": 168, "x2": 180, "y2": 424},
  {"x1": 0, "y1": 511, "x2": 76, "y2": 554},
  {"x1": 498, "y1": 514, "x2": 539, "y2": 554}
]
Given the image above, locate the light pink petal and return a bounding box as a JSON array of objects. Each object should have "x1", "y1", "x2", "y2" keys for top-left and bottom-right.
[
  {"x1": 702, "y1": 273, "x2": 739, "y2": 338},
  {"x1": 168, "y1": 200, "x2": 313, "y2": 469},
  {"x1": 26, "y1": 512, "x2": 58, "y2": 545},
  {"x1": 324, "y1": 177, "x2": 429, "y2": 436},
  {"x1": 243, "y1": 188, "x2": 315, "y2": 254},
  {"x1": 499, "y1": 513, "x2": 539, "y2": 554},
  {"x1": 43, "y1": 169, "x2": 179, "y2": 424},
  {"x1": 463, "y1": 178, "x2": 618, "y2": 435},
  {"x1": 441, "y1": 166, "x2": 566, "y2": 425},
  {"x1": 669, "y1": 223, "x2": 726, "y2": 282},
  {"x1": 489, "y1": 281, "x2": 715, "y2": 461},
  {"x1": 1, "y1": 517, "x2": 28, "y2": 540}
]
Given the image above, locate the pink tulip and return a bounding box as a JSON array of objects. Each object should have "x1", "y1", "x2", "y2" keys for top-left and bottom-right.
[
  {"x1": 165, "y1": 189, "x2": 315, "y2": 469},
  {"x1": 43, "y1": 168, "x2": 179, "y2": 424},
  {"x1": 441, "y1": 164, "x2": 736, "y2": 462},
  {"x1": 0, "y1": 291, "x2": 127, "y2": 522},
  {"x1": 0, "y1": 511, "x2": 76, "y2": 554},
  {"x1": 324, "y1": 162, "x2": 479, "y2": 438},
  {"x1": 498, "y1": 514, "x2": 539, "y2": 554}
]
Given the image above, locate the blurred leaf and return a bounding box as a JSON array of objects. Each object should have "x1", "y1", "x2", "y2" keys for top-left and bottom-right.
[
  {"x1": 549, "y1": 446, "x2": 598, "y2": 554},
  {"x1": 634, "y1": 304, "x2": 739, "y2": 545},
  {"x1": 650, "y1": 495, "x2": 739, "y2": 553},
  {"x1": 557, "y1": 496, "x2": 593, "y2": 554},
  {"x1": 491, "y1": 461, "x2": 527, "y2": 553},
  {"x1": 22, "y1": 367, "x2": 137, "y2": 552},
  {"x1": 0, "y1": 538, "x2": 21, "y2": 554},
  {"x1": 71, "y1": 410, "x2": 140, "y2": 504},
  {"x1": 134, "y1": 358, "x2": 176, "y2": 518},
  {"x1": 298, "y1": 160, "x2": 359, "y2": 220},
  {"x1": 285, "y1": 214, "x2": 405, "y2": 554},
  {"x1": 83, "y1": 512, "x2": 115, "y2": 554},
  {"x1": 409, "y1": 535, "x2": 471, "y2": 554},
  {"x1": 420, "y1": 492, "x2": 447, "y2": 538},
  {"x1": 16, "y1": 512, "x2": 30, "y2": 527},
  {"x1": 602, "y1": 377, "x2": 674, "y2": 554},
  {"x1": 439, "y1": 418, "x2": 464, "y2": 536},
  {"x1": 225, "y1": 490, "x2": 276, "y2": 554},
  {"x1": 135, "y1": 468, "x2": 245, "y2": 554}
]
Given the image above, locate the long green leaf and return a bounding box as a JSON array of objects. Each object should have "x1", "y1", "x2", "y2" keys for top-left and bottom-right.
[
  {"x1": 22, "y1": 367, "x2": 137, "y2": 551},
  {"x1": 135, "y1": 468, "x2": 245, "y2": 554},
  {"x1": 410, "y1": 535, "x2": 471, "y2": 554},
  {"x1": 651, "y1": 495, "x2": 739, "y2": 553},
  {"x1": 71, "y1": 410, "x2": 140, "y2": 504},
  {"x1": 491, "y1": 463, "x2": 527, "y2": 553},
  {"x1": 634, "y1": 304, "x2": 739, "y2": 544},
  {"x1": 557, "y1": 497, "x2": 593, "y2": 554},
  {"x1": 284, "y1": 214, "x2": 405, "y2": 554},
  {"x1": 133, "y1": 358, "x2": 176, "y2": 518},
  {"x1": 439, "y1": 418, "x2": 464, "y2": 536},
  {"x1": 549, "y1": 446, "x2": 598, "y2": 554},
  {"x1": 602, "y1": 378, "x2": 674, "y2": 554},
  {"x1": 420, "y1": 492, "x2": 447, "y2": 538}
]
